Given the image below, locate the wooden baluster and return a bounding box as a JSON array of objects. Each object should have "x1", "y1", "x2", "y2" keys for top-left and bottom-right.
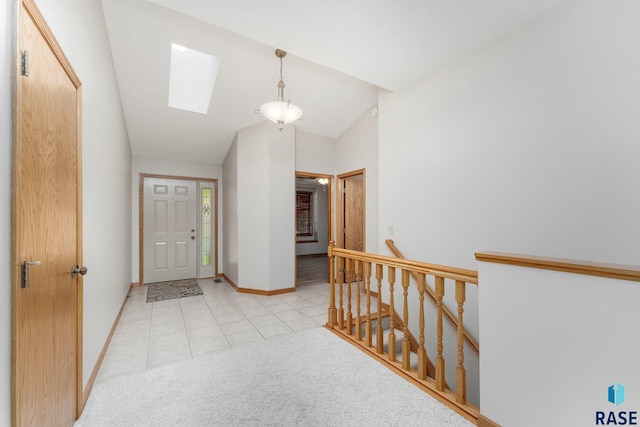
[
  {"x1": 455, "y1": 280, "x2": 467, "y2": 404},
  {"x1": 401, "y1": 269, "x2": 411, "y2": 370},
  {"x1": 364, "y1": 262, "x2": 372, "y2": 347},
  {"x1": 327, "y1": 241, "x2": 337, "y2": 326},
  {"x1": 375, "y1": 264, "x2": 384, "y2": 354},
  {"x1": 417, "y1": 273, "x2": 428, "y2": 380},
  {"x1": 355, "y1": 260, "x2": 362, "y2": 341},
  {"x1": 387, "y1": 266, "x2": 397, "y2": 362},
  {"x1": 338, "y1": 256, "x2": 344, "y2": 330},
  {"x1": 435, "y1": 276, "x2": 445, "y2": 391},
  {"x1": 346, "y1": 258, "x2": 353, "y2": 335}
]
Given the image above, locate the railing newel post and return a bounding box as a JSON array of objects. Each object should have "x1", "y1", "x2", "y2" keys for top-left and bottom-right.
[{"x1": 328, "y1": 241, "x2": 337, "y2": 326}]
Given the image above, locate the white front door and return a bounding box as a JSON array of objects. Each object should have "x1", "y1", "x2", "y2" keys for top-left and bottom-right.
[{"x1": 144, "y1": 177, "x2": 197, "y2": 283}]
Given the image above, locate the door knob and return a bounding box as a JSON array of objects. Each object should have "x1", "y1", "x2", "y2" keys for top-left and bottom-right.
[
  {"x1": 71, "y1": 265, "x2": 88, "y2": 278},
  {"x1": 191, "y1": 236, "x2": 195, "y2": 240}
]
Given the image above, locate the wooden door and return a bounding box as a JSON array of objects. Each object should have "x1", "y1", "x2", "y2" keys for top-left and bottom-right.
[
  {"x1": 343, "y1": 173, "x2": 364, "y2": 252},
  {"x1": 12, "y1": 1, "x2": 83, "y2": 425},
  {"x1": 337, "y1": 170, "x2": 365, "y2": 283},
  {"x1": 339, "y1": 171, "x2": 365, "y2": 252},
  {"x1": 143, "y1": 177, "x2": 197, "y2": 283}
]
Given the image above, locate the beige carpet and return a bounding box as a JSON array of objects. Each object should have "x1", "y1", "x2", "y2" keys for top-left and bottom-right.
[{"x1": 75, "y1": 327, "x2": 472, "y2": 427}]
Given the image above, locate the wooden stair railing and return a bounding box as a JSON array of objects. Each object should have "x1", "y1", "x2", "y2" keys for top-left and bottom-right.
[
  {"x1": 385, "y1": 239, "x2": 480, "y2": 356},
  {"x1": 325, "y1": 241, "x2": 479, "y2": 424}
]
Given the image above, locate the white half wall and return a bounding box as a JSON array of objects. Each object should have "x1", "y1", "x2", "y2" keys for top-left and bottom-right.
[
  {"x1": 478, "y1": 258, "x2": 640, "y2": 426},
  {"x1": 32, "y1": 0, "x2": 132, "y2": 392},
  {"x1": 131, "y1": 155, "x2": 223, "y2": 283},
  {"x1": 1, "y1": 0, "x2": 13, "y2": 422}
]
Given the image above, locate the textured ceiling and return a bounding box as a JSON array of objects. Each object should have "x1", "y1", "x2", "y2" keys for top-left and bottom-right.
[{"x1": 101, "y1": 0, "x2": 567, "y2": 164}]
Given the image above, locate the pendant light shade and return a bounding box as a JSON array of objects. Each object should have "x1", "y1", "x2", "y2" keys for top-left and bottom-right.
[{"x1": 259, "y1": 49, "x2": 303, "y2": 130}]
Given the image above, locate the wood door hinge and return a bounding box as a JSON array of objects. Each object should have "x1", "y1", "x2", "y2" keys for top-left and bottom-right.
[{"x1": 21, "y1": 51, "x2": 29, "y2": 77}]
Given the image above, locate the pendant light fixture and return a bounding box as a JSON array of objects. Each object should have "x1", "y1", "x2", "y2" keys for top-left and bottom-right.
[{"x1": 259, "y1": 49, "x2": 303, "y2": 130}]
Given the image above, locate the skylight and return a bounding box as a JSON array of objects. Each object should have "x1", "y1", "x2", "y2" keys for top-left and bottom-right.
[{"x1": 168, "y1": 43, "x2": 220, "y2": 114}]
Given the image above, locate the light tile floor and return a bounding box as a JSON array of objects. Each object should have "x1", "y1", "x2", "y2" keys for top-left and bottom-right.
[{"x1": 96, "y1": 279, "x2": 334, "y2": 385}]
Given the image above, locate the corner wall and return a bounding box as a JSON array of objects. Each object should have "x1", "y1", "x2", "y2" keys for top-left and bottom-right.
[
  {"x1": 222, "y1": 136, "x2": 239, "y2": 285},
  {"x1": 225, "y1": 122, "x2": 296, "y2": 292}
]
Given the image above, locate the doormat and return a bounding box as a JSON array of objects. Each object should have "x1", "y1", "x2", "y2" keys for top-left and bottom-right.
[
  {"x1": 214, "y1": 278, "x2": 223, "y2": 283},
  {"x1": 146, "y1": 279, "x2": 203, "y2": 303}
]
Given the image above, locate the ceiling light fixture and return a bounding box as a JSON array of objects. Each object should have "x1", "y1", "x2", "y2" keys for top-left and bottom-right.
[
  {"x1": 316, "y1": 178, "x2": 329, "y2": 185},
  {"x1": 259, "y1": 49, "x2": 303, "y2": 130}
]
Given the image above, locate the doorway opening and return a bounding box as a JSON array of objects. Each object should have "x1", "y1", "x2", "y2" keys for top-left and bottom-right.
[
  {"x1": 139, "y1": 174, "x2": 218, "y2": 286},
  {"x1": 295, "y1": 172, "x2": 333, "y2": 286}
]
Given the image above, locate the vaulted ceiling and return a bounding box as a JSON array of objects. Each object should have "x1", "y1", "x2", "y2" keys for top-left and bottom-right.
[{"x1": 101, "y1": 0, "x2": 566, "y2": 164}]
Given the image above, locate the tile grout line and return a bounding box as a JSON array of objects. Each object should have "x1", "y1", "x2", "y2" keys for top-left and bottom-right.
[{"x1": 178, "y1": 298, "x2": 195, "y2": 359}]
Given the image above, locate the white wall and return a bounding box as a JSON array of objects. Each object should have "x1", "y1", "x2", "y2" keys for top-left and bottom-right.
[
  {"x1": 31, "y1": 0, "x2": 132, "y2": 393},
  {"x1": 236, "y1": 123, "x2": 271, "y2": 290},
  {"x1": 131, "y1": 155, "x2": 223, "y2": 282},
  {"x1": 1, "y1": 0, "x2": 13, "y2": 423},
  {"x1": 222, "y1": 136, "x2": 239, "y2": 284},
  {"x1": 295, "y1": 130, "x2": 336, "y2": 174},
  {"x1": 266, "y1": 125, "x2": 296, "y2": 289},
  {"x1": 478, "y1": 259, "x2": 640, "y2": 426},
  {"x1": 378, "y1": 0, "x2": 640, "y2": 271},
  {"x1": 336, "y1": 105, "x2": 379, "y2": 254},
  {"x1": 231, "y1": 122, "x2": 296, "y2": 291},
  {"x1": 296, "y1": 131, "x2": 336, "y2": 254}
]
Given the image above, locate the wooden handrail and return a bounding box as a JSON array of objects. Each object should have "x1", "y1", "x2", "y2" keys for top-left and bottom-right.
[
  {"x1": 385, "y1": 240, "x2": 480, "y2": 356},
  {"x1": 332, "y1": 247, "x2": 478, "y2": 284},
  {"x1": 326, "y1": 241, "x2": 479, "y2": 423},
  {"x1": 475, "y1": 251, "x2": 640, "y2": 282}
]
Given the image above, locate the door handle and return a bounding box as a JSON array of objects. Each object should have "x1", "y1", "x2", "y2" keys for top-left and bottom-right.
[
  {"x1": 21, "y1": 260, "x2": 41, "y2": 288},
  {"x1": 71, "y1": 265, "x2": 88, "y2": 278}
]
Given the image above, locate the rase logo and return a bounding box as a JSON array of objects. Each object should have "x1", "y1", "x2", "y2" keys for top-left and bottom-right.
[
  {"x1": 610, "y1": 383, "x2": 626, "y2": 407},
  {"x1": 596, "y1": 382, "x2": 637, "y2": 425}
]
